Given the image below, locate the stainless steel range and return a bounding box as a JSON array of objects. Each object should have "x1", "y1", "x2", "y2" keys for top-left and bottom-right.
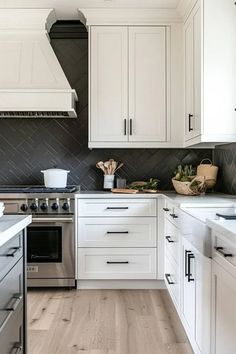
[{"x1": 0, "y1": 185, "x2": 79, "y2": 288}]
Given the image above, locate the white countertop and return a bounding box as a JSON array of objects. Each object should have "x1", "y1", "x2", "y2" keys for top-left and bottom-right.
[
  {"x1": 206, "y1": 218, "x2": 236, "y2": 242},
  {"x1": 0, "y1": 215, "x2": 32, "y2": 248}
]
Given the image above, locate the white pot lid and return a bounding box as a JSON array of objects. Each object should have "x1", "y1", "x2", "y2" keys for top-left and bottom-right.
[{"x1": 41, "y1": 168, "x2": 70, "y2": 173}]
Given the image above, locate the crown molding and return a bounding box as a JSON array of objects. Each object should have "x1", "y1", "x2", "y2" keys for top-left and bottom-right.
[
  {"x1": 177, "y1": 0, "x2": 198, "y2": 21},
  {"x1": 78, "y1": 8, "x2": 182, "y2": 26}
]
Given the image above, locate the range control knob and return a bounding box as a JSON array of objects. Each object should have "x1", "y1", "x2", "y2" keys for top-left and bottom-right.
[
  {"x1": 62, "y1": 202, "x2": 70, "y2": 211},
  {"x1": 30, "y1": 203, "x2": 38, "y2": 211},
  {"x1": 40, "y1": 202, "x2": 48, "y2": 211},
  {"x1": 20, "y1": 204, "x2": 28, "y2": 212},
  {"x1": 51, "y1": 202, "x2": 58, "y2": 211}
]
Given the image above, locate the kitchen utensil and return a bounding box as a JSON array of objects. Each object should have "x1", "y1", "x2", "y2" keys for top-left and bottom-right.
[
  {"x1": 41, "y1": 168, "x2": 70, "y2": 188},
  {"x1": 97, "y1": 161, "x2": 106, "y2": 174},
  {"x1": 114, "y1": 162, "x2": 124, "y2": 173}
]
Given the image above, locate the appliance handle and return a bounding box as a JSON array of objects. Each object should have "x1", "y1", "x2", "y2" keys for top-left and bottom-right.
[{"x1": 32, "y1": 217, "x2": 73, "y2": 223}]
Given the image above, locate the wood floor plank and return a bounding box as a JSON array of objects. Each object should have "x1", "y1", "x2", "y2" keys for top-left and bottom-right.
[{"x1": 28, "y1": 289, "x2": 193, "y2": 354}]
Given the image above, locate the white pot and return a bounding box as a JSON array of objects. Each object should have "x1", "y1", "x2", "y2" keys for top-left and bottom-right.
[{"x1": 41, "y1": 168, "x2": 70, "y2": 188}]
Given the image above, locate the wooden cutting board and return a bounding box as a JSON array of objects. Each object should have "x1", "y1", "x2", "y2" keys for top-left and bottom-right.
[{"x1": 111, "y1": 188, "x2": 139, "y2": 194}]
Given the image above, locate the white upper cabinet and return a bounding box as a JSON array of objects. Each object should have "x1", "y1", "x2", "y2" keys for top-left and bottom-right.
[
  {"x1": 184, "y1": 3, "x2": 201, "y2": 141},
  {"x1": 184, "y1": 0, "x2": 236, "y2": 147},
  {"x1": 90, "y1": 25, "x2": 168, "y2": 147},
  {"x1": 90, "y1": 27, "x2": 128, "y2": 142},
  {"x1": 128, "y1": 27, "x2": 166, "y2": 142},
  {"x1": 80, "y1": 6, "x2": 185, "y2": 149}
]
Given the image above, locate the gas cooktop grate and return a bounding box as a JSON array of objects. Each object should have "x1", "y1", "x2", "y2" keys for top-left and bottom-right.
[{"x1": 0, "y1": 185, "x2": 78, "y2": 193}]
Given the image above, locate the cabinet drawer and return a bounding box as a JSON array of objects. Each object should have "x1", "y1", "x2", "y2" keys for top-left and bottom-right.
[
  {"x1": 77, "y1": 199, "x2": 156, "y2": 217},
  {"x1": 163, "y1": 200, "x2": 180, "y2": 227},
  {"x1": 0, "y1": 300, "x2": 23, "y2": 354},
  {"x1": 0, "y1": 232, "x2": 23, "y2": 282},
  {"x1": 165, "y1": 220, "x2": 180, "y2": 264},
  {"x1": 78, "y1": 248, "x2": 156, "y2": 279},
  {"x1": 78, "y1": 217, "x2": 157, "y2": 247},
  {"x1": 0, "y1": 258, "x2": 23, "y2": 330},
  {"x1": 164, "y1": 254, "x2": 180, "y2": 309},
  {"x1": 213, "y1": 232, "x2": 236, "y2": 271}
]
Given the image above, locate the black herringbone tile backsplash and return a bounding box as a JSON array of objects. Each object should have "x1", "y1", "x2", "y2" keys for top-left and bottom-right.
[{"x1": 0, "y1": 33, "x2": 212, "y2": 190}]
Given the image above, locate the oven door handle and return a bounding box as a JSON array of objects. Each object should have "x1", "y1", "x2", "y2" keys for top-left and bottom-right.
[{"x1": 32, "y1": 217, "x2": 73, "y2": 222}]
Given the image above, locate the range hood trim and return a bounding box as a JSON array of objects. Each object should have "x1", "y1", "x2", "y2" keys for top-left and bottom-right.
[{"x1": 0, "y1": 9, "x2": 78, "y2": 118}]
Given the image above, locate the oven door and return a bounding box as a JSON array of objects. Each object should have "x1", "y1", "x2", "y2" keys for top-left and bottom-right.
[{"x1": 27, "y1": 216, "x2": 75, "y2": 285}]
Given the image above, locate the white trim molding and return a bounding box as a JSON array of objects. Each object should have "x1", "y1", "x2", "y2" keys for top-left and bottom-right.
[{"x1": 78, "y1": 8, "x2": 182, "y2": 26}]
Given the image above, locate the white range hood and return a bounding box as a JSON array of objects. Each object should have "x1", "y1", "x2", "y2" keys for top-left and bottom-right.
[{"x1": 0, "y1": 9, "x2": 78, "y2": 118}]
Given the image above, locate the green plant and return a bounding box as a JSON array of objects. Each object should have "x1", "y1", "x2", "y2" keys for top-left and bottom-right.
[
  {"x1": 129, "y1": 178, "x2": 159, "y2": 191},
  {"x1": 174, "y1": 165, "x2": 196, "y2": 182}
]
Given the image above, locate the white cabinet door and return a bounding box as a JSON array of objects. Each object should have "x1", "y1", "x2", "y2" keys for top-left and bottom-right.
[
  {"x1": 184, "y1": 2, "x2": 201, "y2": 141},
  {"x1": 90, "y1": 26, "x2": 128, "y2": 142},
  {"x1": 181, "y1": 237, "x2": 211, "y2": 354},
  {"x1": 195, "y1": 246, "x2": 211, "y2": 354},
  {"x1": 212, "y1": 261, "x2": 236, "y2": 354},
  {"x1": 181, "y1": 238, "x2": 196, "y2": 340},
  {"x1": 129, "y1": 27, "x2": 166, "y2": 142}
]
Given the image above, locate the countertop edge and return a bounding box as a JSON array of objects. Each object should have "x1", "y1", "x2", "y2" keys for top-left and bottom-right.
[{"x1": 0, "y1": 215, "x2": 32, "y2": 248}]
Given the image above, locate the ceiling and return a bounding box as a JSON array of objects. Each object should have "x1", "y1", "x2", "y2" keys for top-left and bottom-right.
[{"x1": 0, "y1": 0, "x2": 182, "y2": 20}]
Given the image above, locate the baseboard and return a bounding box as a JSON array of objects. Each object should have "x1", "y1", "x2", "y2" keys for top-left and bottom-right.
[{"x1": 77, "y1": 279, "x2": 165, "y2": 290}]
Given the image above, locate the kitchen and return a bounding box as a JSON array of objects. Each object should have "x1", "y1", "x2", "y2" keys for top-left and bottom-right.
[{"x1": 0, "y1": 0, "x2": 235, "y2": 353}]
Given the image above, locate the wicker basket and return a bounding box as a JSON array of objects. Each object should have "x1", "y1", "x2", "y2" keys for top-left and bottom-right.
[
  {"x1": 172, "y1": 177, "x2": 205, "y2": 196},
  {"x1": 197, "y1": 159, "x2": 218, "y2": 189}
]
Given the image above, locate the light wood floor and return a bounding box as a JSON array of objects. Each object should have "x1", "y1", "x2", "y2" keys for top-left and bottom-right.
[{"x1": 28, "y1": 289, "x2": 193, "y2": 354}]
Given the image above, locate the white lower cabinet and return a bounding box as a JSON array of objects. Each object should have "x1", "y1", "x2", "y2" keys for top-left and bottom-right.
[
  {"x1": 164, "y1": 205, "x2": 211, "y2": 354},
  {"x1": 78, "y1": 217, "x2": 156, "y2": 248},
  {"x1": 181, "y1": 238, "x2": 211, "y2": 354},
  {"x1": 211, "y1": 261, "x2": 236, "y2": 354},
  {"x1": 211, "y1": 233, "x2": 236, "y2": 354},
  {"x1": 164, "y1": 254, "x2": 180, "y2": 310},
  {"x1": 78, "y1": 248, "x2": 156, "y2": 280},
  {"x1": 77, "y1": 198, "x2": 158, "y2": 281}
]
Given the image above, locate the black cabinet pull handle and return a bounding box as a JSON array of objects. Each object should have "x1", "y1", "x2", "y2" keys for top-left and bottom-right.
[
  {"x1": 165, "y1": 236, "x2": 174, "y2": 243},
  {"x1": 106, "y1": 207, "x2": 129, "y2": 210},
  {"x1": 215, "y1": 247, "x2": 233, "y2": 258},
  {"x1": 129, "y1": 119, "x2": 133, "y2": 135},
  {"x1": 185, "y1": 250, "x2": 191, "y2": 277},
  {"x1": 170, "y1": 213, "x2": 178, "y2": 219},
  {"x1": 187, "y1": 253, "x2": 195, "y2": 282},
  {"x1": 12, "y1": 345, "x2": 23, "y2": 354},
  {"x1": 5, "y1": 247, "x2": 22, "y2": 257},
  {"x1": 107, "y1": 231, "x2": 129, "y2": 234},
  {"x1": 5, "y1": 294, "x2": 23, "y2": 311},
  {"x1": 163, "y1": 208, "x2": 170, "y2": 212},
  {"x1": 124, "y1": 119, "x2": 127, "y2": 135},
  {"x1": 107, "y1": 261, "x2": 129, "y2": 264},
  {"x1": 165, "y1": 273, "x2": 174, "y2": 285},
  {"x1": 189, "y1": 114, "x2": 194, "y2": 131}
]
